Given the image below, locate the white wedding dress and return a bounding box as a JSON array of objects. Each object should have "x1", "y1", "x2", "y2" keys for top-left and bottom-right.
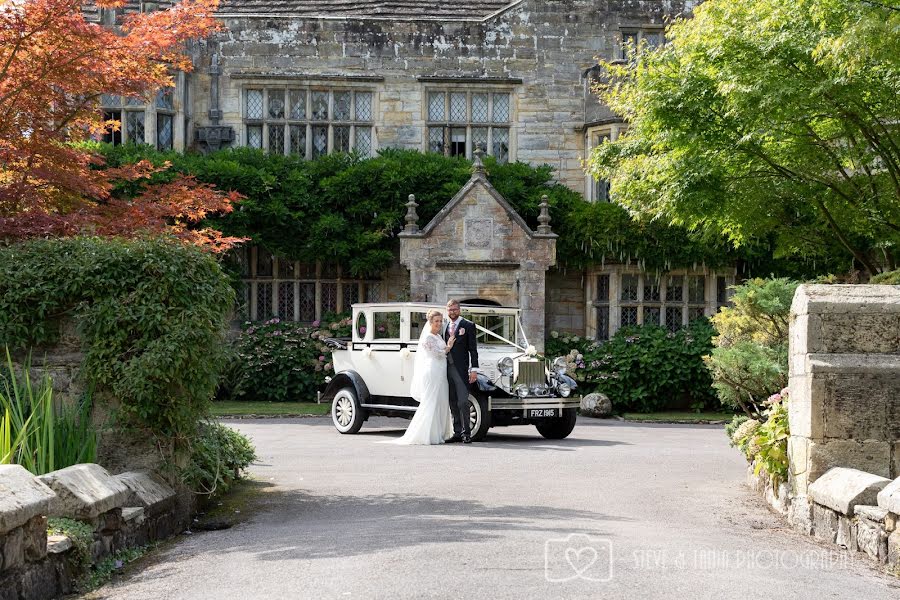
[{"x1": 385, "y1": 330, "x2": 454, "y2": 445}]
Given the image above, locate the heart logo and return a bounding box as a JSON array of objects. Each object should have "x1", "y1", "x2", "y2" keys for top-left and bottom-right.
[{"x1": 565, "y1": 546, "x2": 598, "y2": 576}]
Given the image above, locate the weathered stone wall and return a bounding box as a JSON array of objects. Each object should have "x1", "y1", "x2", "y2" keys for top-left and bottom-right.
[
  {"x1": 787, "y1": 285, "x2": 900, "y2": 522},
  {"x1": 0, "y1": 464, "x2": 187, "y2": 600},
  {"x1": 198, "y1": 0, "x2": 691, "y2": 191},
  {"x1": 545, "y1": 267, "x2": 585, "y2": 335}
]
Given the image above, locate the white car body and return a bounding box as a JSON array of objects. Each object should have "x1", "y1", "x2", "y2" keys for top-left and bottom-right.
[{"x1": 322, "y1": 302, "x2": 580, "y2": 440}]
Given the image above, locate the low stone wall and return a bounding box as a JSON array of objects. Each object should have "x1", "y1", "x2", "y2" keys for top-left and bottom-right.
[
  {"x1": 747, "y1": 466, "x2": 900, "y2": 570},
  {"x1": 0, "y1": 464, "x2": 189, "y2": 600}
]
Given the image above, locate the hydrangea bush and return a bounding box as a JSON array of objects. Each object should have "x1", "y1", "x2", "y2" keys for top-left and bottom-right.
[
  {"x1": 727, "y1": 389, "x2": 790, "y2": 487},
  {"x1": 546, "y1": 320, "x2": 717, "y2": 413},
  {"x1": 221, "y1": 315, "x2": 350, "y2": 403}
]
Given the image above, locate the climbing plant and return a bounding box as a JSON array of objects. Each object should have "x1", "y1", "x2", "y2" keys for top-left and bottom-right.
[
  {"x1": 0, "y1": 237, "x2": 234, "y2": 441},
  {"x1": 95, "y1": 145, "x2": 744, "y2": 275}
]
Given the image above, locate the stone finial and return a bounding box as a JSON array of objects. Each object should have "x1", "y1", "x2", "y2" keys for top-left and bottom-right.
[
  {"x1": 404, "y1": 194, "x2": 419, "y2": 233},
  {"x1": 472, "y1": 148, "x2": 486, "y2": 176},
  {"x1": 537, "y1": 194, "x2": 552, "y2": 234}
]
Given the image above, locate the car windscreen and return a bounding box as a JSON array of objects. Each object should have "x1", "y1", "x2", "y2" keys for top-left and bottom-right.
[{"x1": 463, "y1": 313, "x2": 515, "y2": 346}]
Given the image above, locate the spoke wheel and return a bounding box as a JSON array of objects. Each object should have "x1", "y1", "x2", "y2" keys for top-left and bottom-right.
[
  {"x1": 467, "y1": 394, "x2": 491, "y2": 441},
  {"x1": 332, "y1": 387, "x2": 365, "y2": 434}
]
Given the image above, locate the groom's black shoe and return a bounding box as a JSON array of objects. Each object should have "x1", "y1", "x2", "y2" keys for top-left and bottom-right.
[
  {"x1": 462, "y1": 434, "x2": 472, "y2": 444},
  {"x1": 446, "y1": 434, "x2": 462, "y2": 443}
]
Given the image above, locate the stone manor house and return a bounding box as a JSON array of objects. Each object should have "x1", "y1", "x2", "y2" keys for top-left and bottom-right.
[{"x1": 91, "y1": 0, "x2": 733, "y2": 344}]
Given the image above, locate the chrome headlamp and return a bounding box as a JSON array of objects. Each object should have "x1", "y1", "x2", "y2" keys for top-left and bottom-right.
[
  {"x1": 514, "y1": 384, "x2": 530, "y2": 398},
  {"x1": 557, "y1": 382, "x2": 572, "y2": 398},
  {"x1": 552, "y1": 356, "x2": 568, "y2": 376},
  {"x1": 529, "y1": 383, "x2": 549, "y2": 396},
  {"x1": 498, "y1": 356, "x2": 514, "y2": 377}
]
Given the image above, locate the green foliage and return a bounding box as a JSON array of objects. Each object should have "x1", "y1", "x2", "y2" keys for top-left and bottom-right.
[
  {"x1": 705, "y1": 278, "x2": 798, "y2": 416},
  {"x1": 1, "y1": 350, "x2": 97, "y2": 473},
  {"x1": 0, "y1": 237, "x2": 234, "y2": 440},
  {"x1": 871, "y1": 269, "x2": 900, "y2": 284},
  {"x1": 82, "y1": 545, "x2": 153, "y2": 592},
  {"x1": 47, "y1": 517, "x2": 93, "y2": 580},
  {"x1": 588, "y1": 0, "x2": 900, "y2": 276},
  {"x1": 550, "y1": 320, "x2": 717, "y2": 413},
  {"x1": 180, "y1": 421, "x2": 256, "y2": 497},
  {"x1": 753, "y1": 397, "x2": 790, "y2": 487},
  {"x1": 95, "y1": 144, "x2": 739, "y2": 274},
  {"x1": 222, "y1": 316, "x2": 348, "y2": 404},
  {"x1": 729, "y1": 391, "x2": 790, "y2": 487}
]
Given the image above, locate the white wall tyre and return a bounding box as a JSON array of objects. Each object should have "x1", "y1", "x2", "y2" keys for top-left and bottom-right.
[
  {"x1": 332, "y1": 387, "x2": 364, "y2": 434},
  {"x1": 468, "y1": 394, "x2": 491, "y2": 441}
]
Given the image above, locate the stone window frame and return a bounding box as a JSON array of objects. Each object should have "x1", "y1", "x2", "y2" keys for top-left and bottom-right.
[
  {"x1": 584, "y1": 123, "x2": 627, "y2": 203},
  {"x1": 423, "y1": 87, "x2": 515, "y2": 163},
  {"x1": 100, "y1": 75, "x2": 186, "y2": 150},
  {"x1": 618, "y1": 26, "x2": 666, "y2": 61},
  {"x1": 242, "y1": 86, "x2": 376, "y2": 158},
  {"x1": 585, "y1": 267, "x2": 735, "y2": 340},
  {"x1": 233, "y1": 246, "x2": 384, "y2": 323}
]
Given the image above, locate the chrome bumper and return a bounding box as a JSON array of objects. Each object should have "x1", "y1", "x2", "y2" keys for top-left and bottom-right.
[{"x1": 487, "y1": 395, "x2": 581, "y2": 411}]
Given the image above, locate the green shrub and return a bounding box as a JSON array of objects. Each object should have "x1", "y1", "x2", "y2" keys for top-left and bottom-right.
[
  {"x1": 550, "y1": 320, "x2": 717, "y2": 413},
  {"x1": 871, "y1": 269, "x2": 900, "y2": 284},
  {"x1": 0, "y1": 237, "x2": 234, "y2": 441},
  {"x1": 1, "y1": 350, "x2": 97, "y2": 474},
  {"x1": 705, "y1": 278, "x2": 798, "y2": 417},
  {"x1": 181, "y1": 421, "x2": 256, "y2": 497},
  {"x1": 222, "y1": 315, "x2": 348, "y2": 403}
]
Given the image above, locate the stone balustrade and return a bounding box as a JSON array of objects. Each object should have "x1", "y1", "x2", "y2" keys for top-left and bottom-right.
[{"x1": 0, "y1": 463, "x2": 182, "y2": 600}]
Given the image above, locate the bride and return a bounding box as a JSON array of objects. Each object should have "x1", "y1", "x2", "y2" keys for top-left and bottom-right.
[{"x1": 385, "y1": 309, "x2": 455, "y2": 445}]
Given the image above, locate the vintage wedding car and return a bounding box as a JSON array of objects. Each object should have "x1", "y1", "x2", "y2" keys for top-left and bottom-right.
[{"x1": 321, "y1": 303, "x2": 580, "y2": 440}]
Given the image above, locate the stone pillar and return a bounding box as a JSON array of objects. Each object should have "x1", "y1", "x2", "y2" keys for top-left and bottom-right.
[{"x1": 788, "y1": 285, "x2": 900, "y2": 526}]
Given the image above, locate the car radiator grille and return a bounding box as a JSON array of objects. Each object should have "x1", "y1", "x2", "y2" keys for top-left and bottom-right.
[{"x1": 515, "y1": 360, "x2": 545, "y2": 387}]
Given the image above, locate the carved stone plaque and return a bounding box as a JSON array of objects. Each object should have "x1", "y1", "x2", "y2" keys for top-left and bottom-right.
[{"x1": 465, "y1": 219, "x2": 493, "y2": 248}]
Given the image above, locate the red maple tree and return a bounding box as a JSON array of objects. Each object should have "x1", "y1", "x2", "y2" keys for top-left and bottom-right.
[{"x1": 0, "y1": 0, "x2": 243, "y2": 250}]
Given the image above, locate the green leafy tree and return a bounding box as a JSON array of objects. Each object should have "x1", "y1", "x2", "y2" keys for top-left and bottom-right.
[{"x1": 588, "y1": 0, "x2": 900, "y2": 276}]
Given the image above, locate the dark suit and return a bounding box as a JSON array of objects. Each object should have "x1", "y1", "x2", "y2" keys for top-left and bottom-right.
[{"x1": 444, "y1": 317, "x2": 479, "y2": 437}]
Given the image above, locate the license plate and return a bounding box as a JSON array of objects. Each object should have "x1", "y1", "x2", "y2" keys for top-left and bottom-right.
[{"x1": 529, "y1": 409, "x2": 557, "y2": 418}]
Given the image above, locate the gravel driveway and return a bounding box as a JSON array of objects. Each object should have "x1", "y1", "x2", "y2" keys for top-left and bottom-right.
[{"x1": 86, "y1": 416, "x2": 899, "y2": 599}]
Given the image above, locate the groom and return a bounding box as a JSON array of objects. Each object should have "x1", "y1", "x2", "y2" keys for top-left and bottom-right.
[{"x1": 443, "y1": 299, "x2": 479, "y2": 444}]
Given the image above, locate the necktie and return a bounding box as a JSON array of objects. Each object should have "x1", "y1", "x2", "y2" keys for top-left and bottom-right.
[{"x1": 448, "y1": 321, "x2": 456, "y2": 339}]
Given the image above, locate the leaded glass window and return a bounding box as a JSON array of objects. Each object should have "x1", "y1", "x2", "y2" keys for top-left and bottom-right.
[
  {"x1": 246, "y1": 90, "x2": 263, "y2": 119},
  {"x1": 312, "y1": 126, "x2": 328, "y2": 158},
  {"x1": 333, "y1": 92, "x2": 351, "y2": 121},
  {"x1": 156, "y1": 114, "x2": 173, "y2": 150},
  {"x1": 240, "y1": 248, "x2": 384, "y2": 323},
  {"x1": 126, "y1": 111, "x2": 145, "y2": 144},
  {"x1": 311, "y1": 92, "x2": 329, "y2": 120},
  {"x1": 322, "y1": 282, "x2": 338, "y2": 314},
  {"x1": 299, "y1": 283, "x2": 316, "y2": 322},
  {"x1": 425, "y1": 90, "x2": 513, "y2": 163},
  {"x1": 278, "y1": 282, "x2": 295, "y2": 320},
  {"x1": 257, "y1": 282, "x2": 273, "y2": 321},
  {"x1": 245, "y1": 88, "x2": 374, "y2": 158},
  {"x1": 355, "y1": 127, "x2": 372, "y2": 156},
  {"x1": 334, "y1": 126, "x2": 351, "y2": 153}
]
